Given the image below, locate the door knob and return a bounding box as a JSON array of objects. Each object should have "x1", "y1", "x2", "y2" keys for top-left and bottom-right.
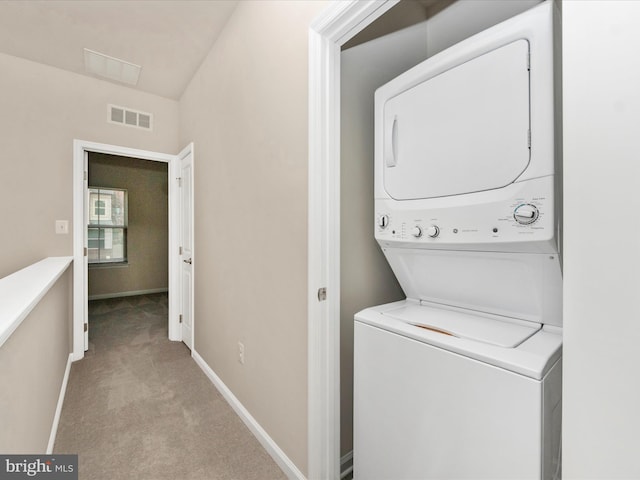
[{"x1": 183, "y1": 258, "x2": 192, "y2": 264}]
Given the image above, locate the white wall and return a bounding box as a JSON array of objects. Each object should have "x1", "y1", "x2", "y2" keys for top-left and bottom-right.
[{"x1": 563, "y1": 2, "x2": 640, "y2": 477}]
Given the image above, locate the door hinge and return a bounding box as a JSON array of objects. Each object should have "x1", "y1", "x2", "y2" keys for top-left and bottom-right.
[
  {"x1": 179, "y1": 314, "x2": 183, "y2": 324},
  {"x1": 84, "y1": 247, "x2": 88, "y2": 257},
  {"x1": 179, "y1": 246, "x2": 183, "y2": 255},
  {"x1": 527, "y1": 52, "x2": 530, "y2": 71},
  {"x1": 317, "y1": 287, "x2": 327, "y2": 302},
  {"x1": 84, "y1": 323, "x2": 88, "y2": 332},
  {"x1": 84, "y1": 171, "x2": 88, "y2": 181},
  {"x1": 176, "y1": 177, "x2": 182, "y2": 187},
  {"x1": 527, "y1": 129, "x2": 531, "y2": 148}
]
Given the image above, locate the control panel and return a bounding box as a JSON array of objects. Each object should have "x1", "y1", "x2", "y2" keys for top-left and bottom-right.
[{"x1": 374, "y1": 177, "x2": 557, "y2": 252}]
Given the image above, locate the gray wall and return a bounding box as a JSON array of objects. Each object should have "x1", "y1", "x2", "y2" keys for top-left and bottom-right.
[
  {"x1": 424, "y1": 0, "x2": 541, "y2": 57},
  {"x1": 88, "y1": 153, "x2": 169, "y2": 298},
  {"x1": 343, "y1": 0, "x2": 430, "y2": 50},
  {"x1": 178, "y1": 1, "x2": 327, "y2": 475},
  {"x1": 0, "y1": 52, "x2": 179, "y2": 279},
  {"x1": 0, "y1": 267, "x2": 72, "y2": 452},
  {"x1": 340, "y1": 22, "x2": 430, "y2": 458},
  {"x1": 562, "y1": 1, "x2": 640, "y2": 477}
]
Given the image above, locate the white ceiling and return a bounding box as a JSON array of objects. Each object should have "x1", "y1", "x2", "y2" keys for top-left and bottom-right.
[{"x1": 0, "y1": 0, "x2": 238, "y2": 100}]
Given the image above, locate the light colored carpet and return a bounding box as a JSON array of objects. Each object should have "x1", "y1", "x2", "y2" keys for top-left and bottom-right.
[{"x1": 54, "y1": 293, "x2": 286, "y2": 480}]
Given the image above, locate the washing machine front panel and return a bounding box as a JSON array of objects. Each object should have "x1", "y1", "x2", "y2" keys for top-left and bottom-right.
[
  {"x1": 354, "y1": 321, "x2": 544, "y2": 480},
  {"x1": 383, "y1": 39, "x2": 530, "y2": 201}
]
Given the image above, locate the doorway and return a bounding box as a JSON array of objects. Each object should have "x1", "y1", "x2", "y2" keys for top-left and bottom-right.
[
  {"x1": 72, "y1": 140, "x2": 194, "y2": 361},
  {"x1": 87, "y1": 153, "x2": 168, "y2": 303}
]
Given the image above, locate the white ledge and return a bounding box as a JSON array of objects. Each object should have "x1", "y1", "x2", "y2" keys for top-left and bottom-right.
[{"x1": 0, "y1": 257, "x2": 73, "y2": 348}]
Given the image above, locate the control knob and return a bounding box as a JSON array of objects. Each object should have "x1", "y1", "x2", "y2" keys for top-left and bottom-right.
[
  {"x1": 426, "y1": 225, "x2": 440, "y2": 238},
  {"x1": 513, "y1": 204, "x2": 539, "y2": 225},
  {"x1": 411, "y1": 226, "x2": 423, "y2": 238},
  {"x1": 377, "y1": 214, "x2": 389, "y2": 229}
]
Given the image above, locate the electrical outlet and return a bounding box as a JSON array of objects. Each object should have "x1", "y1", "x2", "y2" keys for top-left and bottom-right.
[
  {"x1": 55, "y1": 220, "x2": 69, "y2": 235},
  {"x1": 238, "y1": 342, "x2": 245, "y2": 365}
]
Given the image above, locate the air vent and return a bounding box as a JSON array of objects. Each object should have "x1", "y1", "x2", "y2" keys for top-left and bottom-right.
[
  {"x1": 84, "y1": 48, "x2": 141, "y2": 85},
  {"x1": 108, "y1": 104, "x2": 153, "y2": 131}
]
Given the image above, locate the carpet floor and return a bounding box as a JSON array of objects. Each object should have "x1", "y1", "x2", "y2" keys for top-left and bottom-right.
[{"x1": 54, "y1": 293, "x2": 286, "y2": 480}]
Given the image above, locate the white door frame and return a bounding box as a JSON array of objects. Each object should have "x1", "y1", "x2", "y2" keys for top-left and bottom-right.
[
  {"x1": 72, "y1": 140, "x2": 189, "y2": 361},
  {"x1": 307, "y1": 1, "x2": 398, "y2": 478}
]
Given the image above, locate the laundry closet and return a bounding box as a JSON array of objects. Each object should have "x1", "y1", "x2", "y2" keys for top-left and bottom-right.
[{"x1": 339, "y1": 0, "x2": 555, "y2": 476}]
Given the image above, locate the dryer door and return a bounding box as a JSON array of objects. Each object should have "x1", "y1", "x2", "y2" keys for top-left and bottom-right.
[{"x1": 383, "y1": 39, "x2": 530, "y2": 200}]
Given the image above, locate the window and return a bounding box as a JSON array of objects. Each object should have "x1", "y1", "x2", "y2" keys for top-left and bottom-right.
[
  {"x1": 88, "y1": 187, "x2": 128, "y2": 264},
  {"x1": 94, "y1": 200, "x2": 106, "y2": 216}
]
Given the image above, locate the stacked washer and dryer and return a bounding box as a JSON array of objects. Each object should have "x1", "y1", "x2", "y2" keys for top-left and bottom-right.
[{"x1": 353, "y1": 2, "x2": 562, "y2": 479}]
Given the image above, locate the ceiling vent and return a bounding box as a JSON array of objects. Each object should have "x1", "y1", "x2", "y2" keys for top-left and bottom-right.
[
  {"x1": 84, "y1": 48, "x2": 141, "y2": 86},
  {"x1": 108, "y1": 104, "x2": 153, "y2": 131}
]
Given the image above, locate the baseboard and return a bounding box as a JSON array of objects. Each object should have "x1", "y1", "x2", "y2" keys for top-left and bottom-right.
[
  {"x1": 47, "y1": 353, "x2": 73, "y2": 454},
  {"x1": 88, "y1": 288, "x2": 168, "y2": 301},
  {"x1": 340, "y1": 451, "x2": 353, "y2": 479},
  {"x1": 192, "y1": 349, "x2": 306, "y2": 480}
]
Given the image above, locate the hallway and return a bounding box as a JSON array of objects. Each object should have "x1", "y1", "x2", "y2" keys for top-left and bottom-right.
[{"x1": 54, "y1": 293, "x2": 285, "y2": 480}]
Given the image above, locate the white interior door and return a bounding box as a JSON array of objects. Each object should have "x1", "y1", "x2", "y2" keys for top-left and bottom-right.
[{"x1": 179, "y1": 149, "x2": 194, "y2": 349}]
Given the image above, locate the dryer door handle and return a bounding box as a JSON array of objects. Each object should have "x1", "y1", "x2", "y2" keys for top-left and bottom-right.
[{"x1": 385, "y1": 115, "x2": 398, "y2": 168}]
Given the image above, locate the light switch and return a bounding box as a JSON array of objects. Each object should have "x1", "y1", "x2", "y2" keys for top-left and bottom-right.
[{"x1": 55, "y1": 220, "x2": 69, "y2": 234}]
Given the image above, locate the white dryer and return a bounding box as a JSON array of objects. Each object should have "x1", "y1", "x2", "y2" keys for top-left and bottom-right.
[{"x1": 354, "y1": 2, "x2": 562, "y2": 479}]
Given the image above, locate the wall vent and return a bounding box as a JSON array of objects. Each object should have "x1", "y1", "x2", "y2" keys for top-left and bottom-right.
[
  {"x1": 108, "y1": 104, "x2": 153, "y2": 131},
  {"x1": 85, "y1": 48, "x2": 141, "y2": 86}
]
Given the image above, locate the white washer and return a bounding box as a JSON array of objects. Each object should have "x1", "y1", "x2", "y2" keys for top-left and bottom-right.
[
  {"x1": 354, "y1": 3, "x2": 562, "y2": 479},
  {"x1": 355, "y1": 302, "x2": 562, "y2": 480}
]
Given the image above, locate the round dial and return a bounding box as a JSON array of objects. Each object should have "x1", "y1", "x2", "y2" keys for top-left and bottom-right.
[
  {"x1": 411, "y1": 226, "x2": 423, "y2": 238},
  {"x1": 514, "y1": 204, "x2": 539, "y2": 225},
  {"x1": 426, "y1": 225, "x2": 440, "y2": 238},
  {"x1": 378, "y1": 214, "x2": 389, "y2": 229}
]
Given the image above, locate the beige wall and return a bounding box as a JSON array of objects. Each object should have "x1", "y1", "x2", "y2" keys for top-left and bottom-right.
[
  {"x1": 0, "y1": 267, "x2": 72, "y2": 452},
  {"x1": 562, "y1": 2, "x2": 640, "y2": 477},
  {"x1": 0, "y1": 52, "x2": 179, "y2": 279},
  {"x1": 179, "y1": 1, "x2": 327, "y2": 475},
  {"x1": 88, "y1": 153, "x2": 168, "y2": 298}
]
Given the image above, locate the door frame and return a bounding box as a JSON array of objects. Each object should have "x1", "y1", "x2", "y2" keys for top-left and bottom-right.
[
  {"x1": 307, "y1": 1, "x2": 398, "y2": 478},
  {"x1": 72, "y1": 140, "x2": 192, "y2": 361}
]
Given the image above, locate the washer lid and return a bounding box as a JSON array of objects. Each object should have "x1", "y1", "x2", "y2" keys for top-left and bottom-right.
[
  {"x1": 382, "y1": 39, "x2": 530, "y2": 200},
  {"x1": 382, "y1": 303, "x2": 540, "y2": 348}
]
